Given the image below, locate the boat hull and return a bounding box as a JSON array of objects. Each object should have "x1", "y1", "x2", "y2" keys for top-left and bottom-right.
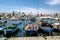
[
  {"x1": 25, "y1": 30, "x2": 38, "y2": 36},
  {"x1": 4, "y1": 27, "x2": 19, "y2": 36},
  {"x1": 38, "y1": 27, "x2": 53, "y2": 36}
]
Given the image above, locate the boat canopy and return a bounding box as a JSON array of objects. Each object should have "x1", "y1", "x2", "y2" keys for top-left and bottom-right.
[
  {"x1": 53, "y1": 18, "x2": 59, "y2": 20},
  {"x1": 37, "y1": 16, "x2": 53, "y2": 20},
  {"x1": 54, "y1": 23, "x2": 60, "y2": 25},
  {"x1": 38, "y1": 16, "x2": 53, "y2": 19}
]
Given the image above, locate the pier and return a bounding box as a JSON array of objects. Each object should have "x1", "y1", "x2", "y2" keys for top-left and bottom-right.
[{"x1": 1, "y1": 36, "x2": 60, "y2": 40}]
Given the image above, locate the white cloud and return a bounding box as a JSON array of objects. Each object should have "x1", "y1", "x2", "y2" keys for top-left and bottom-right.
[
  {"x1": 20, "y1": 7, "x2": 37, "y2": 15},
  {"x1": 4, "y1": 7, "x2": 58, "y2": 15},
  {"x1": 46, "y1": 0, "x2": 60, "y2": 5},
  {"x1": 19, "y1": 7, "x2": 59, "y2": 15}
]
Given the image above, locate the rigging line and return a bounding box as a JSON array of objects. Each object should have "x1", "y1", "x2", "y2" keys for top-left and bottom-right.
[{"x1": 37, "y1": 0, "x2": 39, "y2": 14}]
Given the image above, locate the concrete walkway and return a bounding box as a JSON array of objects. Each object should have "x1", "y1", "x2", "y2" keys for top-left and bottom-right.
[{"x1": 0, "y1": 36, "x2": 60, "y2": 40}]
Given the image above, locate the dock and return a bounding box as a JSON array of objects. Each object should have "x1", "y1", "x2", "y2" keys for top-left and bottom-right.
[{"x1": 0, "y1": 36, "x2": 60, "y2": 40}]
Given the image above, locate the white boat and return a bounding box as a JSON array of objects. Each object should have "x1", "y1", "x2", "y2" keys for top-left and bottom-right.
[
  {"x1": 37, "y1": 16, "x2": 53, "y2": 20},
  {"x1": 11, "y1": 16, "x2": 19, "y2": 21}
]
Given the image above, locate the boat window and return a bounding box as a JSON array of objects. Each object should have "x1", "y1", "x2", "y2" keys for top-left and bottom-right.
[
  {"x1": 51, "y1": 19, "x2": 59, "y2": 24},
  {"x1": 41, "y1": 18, "x2": 50, "y2": 22},
  {"x1": 47, "y1": 19, "x2": 59, "y2": 24}
]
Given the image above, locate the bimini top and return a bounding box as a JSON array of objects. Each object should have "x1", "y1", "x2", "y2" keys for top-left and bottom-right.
[
  {"x1": 37, "y1": 16, "x2": 53, "y2": 20},
  {"x1": 39, "y1": 16, "x2": 53, "y2": 19}
]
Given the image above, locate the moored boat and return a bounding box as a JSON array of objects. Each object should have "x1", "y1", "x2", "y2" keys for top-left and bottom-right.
[
  {"x1": 24, "y1": 24, "x2": 39, "y2": 36},
  {"x1": 0, "y1": 21, "x2": 7, "y2": 33},
  {"x1": 37, "y1": 17, "x2": 60, "y2": 36},
  {"x1": 11, "y1": 16, "x2": 19, "y2": 21},
  {"x1": 0, "y1": 26, "x2": 4, "y2": 33},
  {"x1": 4, "y1": 24, "x2": 19, "y2": 36},
  {"x1": 30, "y1": 17, "x2": 36, "y2": 22},
  {"x1": 38, "y1": 20, "x2": 54, "y2": 36}
]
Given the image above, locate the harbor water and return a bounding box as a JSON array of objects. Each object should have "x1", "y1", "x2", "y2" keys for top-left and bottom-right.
[
  {"x1": 0, "y1": 19, "x2": 37, "y2": 37},
  {"x1": 0, "y1": 19, "x2": 60, "y2": 38}
]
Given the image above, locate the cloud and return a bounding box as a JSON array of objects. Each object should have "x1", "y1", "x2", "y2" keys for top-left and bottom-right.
[
  {"x1": 20, "y1": 7, "x2": 59, "y2": 15},
  {"x1": 46, "y1": 0, "x2": 60, "y2": 5},
  {"x1": 2, "y1": 7, "x2": 58, "y2": 15},
  {"x1": 20, "y1": 8, "x2": 37, "y2": 15}
]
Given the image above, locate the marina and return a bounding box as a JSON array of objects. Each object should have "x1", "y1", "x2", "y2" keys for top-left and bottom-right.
[
  {"x1": 0, "y1": 15, "x2": 60, "y2": 38},
  {"x1": 0, "y1": 0, "x2": 60, "y2": 40}
]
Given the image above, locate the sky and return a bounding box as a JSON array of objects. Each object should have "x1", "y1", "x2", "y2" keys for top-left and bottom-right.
[{"x1": 0, "y1": 0, "x2": 60, "y2": 14}]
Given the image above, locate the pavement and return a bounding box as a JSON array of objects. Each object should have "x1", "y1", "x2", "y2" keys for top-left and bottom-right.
[{"x1": 0, "y1": 36, "x2": 60, "y2": 40}]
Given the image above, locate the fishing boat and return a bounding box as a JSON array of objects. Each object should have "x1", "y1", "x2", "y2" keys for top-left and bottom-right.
[
  {"x1": 0, "y1": 22, "x2": 5, "y2": 26},
  {"x1": 53, "y1": 23, "x2": 60, "y2": 30},
  {"x1": 0, "y1": 25, "x2": 4, "y2": 33},
  {"x1": 4, "y1": 24, "x2": 19, "y2": 36},
  {"x1": 30, "y1": 17, "x2": 36, "y2": 22},
  {"x1": 24, "y1": 24, "x2": 39, "y2": 36},
  {"x1": 38, "y1": 18, "x2": 54, "y2": 36},
  {"x1": 48, "y1": 18, "x2": 60, "y2": 29},
  {"x1": 21, "y1": 17, "x2": 25, "y2": 21},
  {"x1": 37, "y1": 17, "x2": 60, "y2": 28},
  {"x1": 0, "y1": 21, "x2": 7, "y2": 33},
  {"x1": 11, "y1": 16, "x2": 19, "y2": 21},
  {"x1": 38, "y1": 17, "x2": 60, "y2": 35},
  {"x1": 51, "y1": 22, "x2": 60, "y2": 35}
]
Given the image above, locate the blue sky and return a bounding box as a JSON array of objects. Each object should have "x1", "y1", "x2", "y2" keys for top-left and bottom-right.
[{"x1": 0, "y1": 0, "x2": 60, "y2": 14}]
